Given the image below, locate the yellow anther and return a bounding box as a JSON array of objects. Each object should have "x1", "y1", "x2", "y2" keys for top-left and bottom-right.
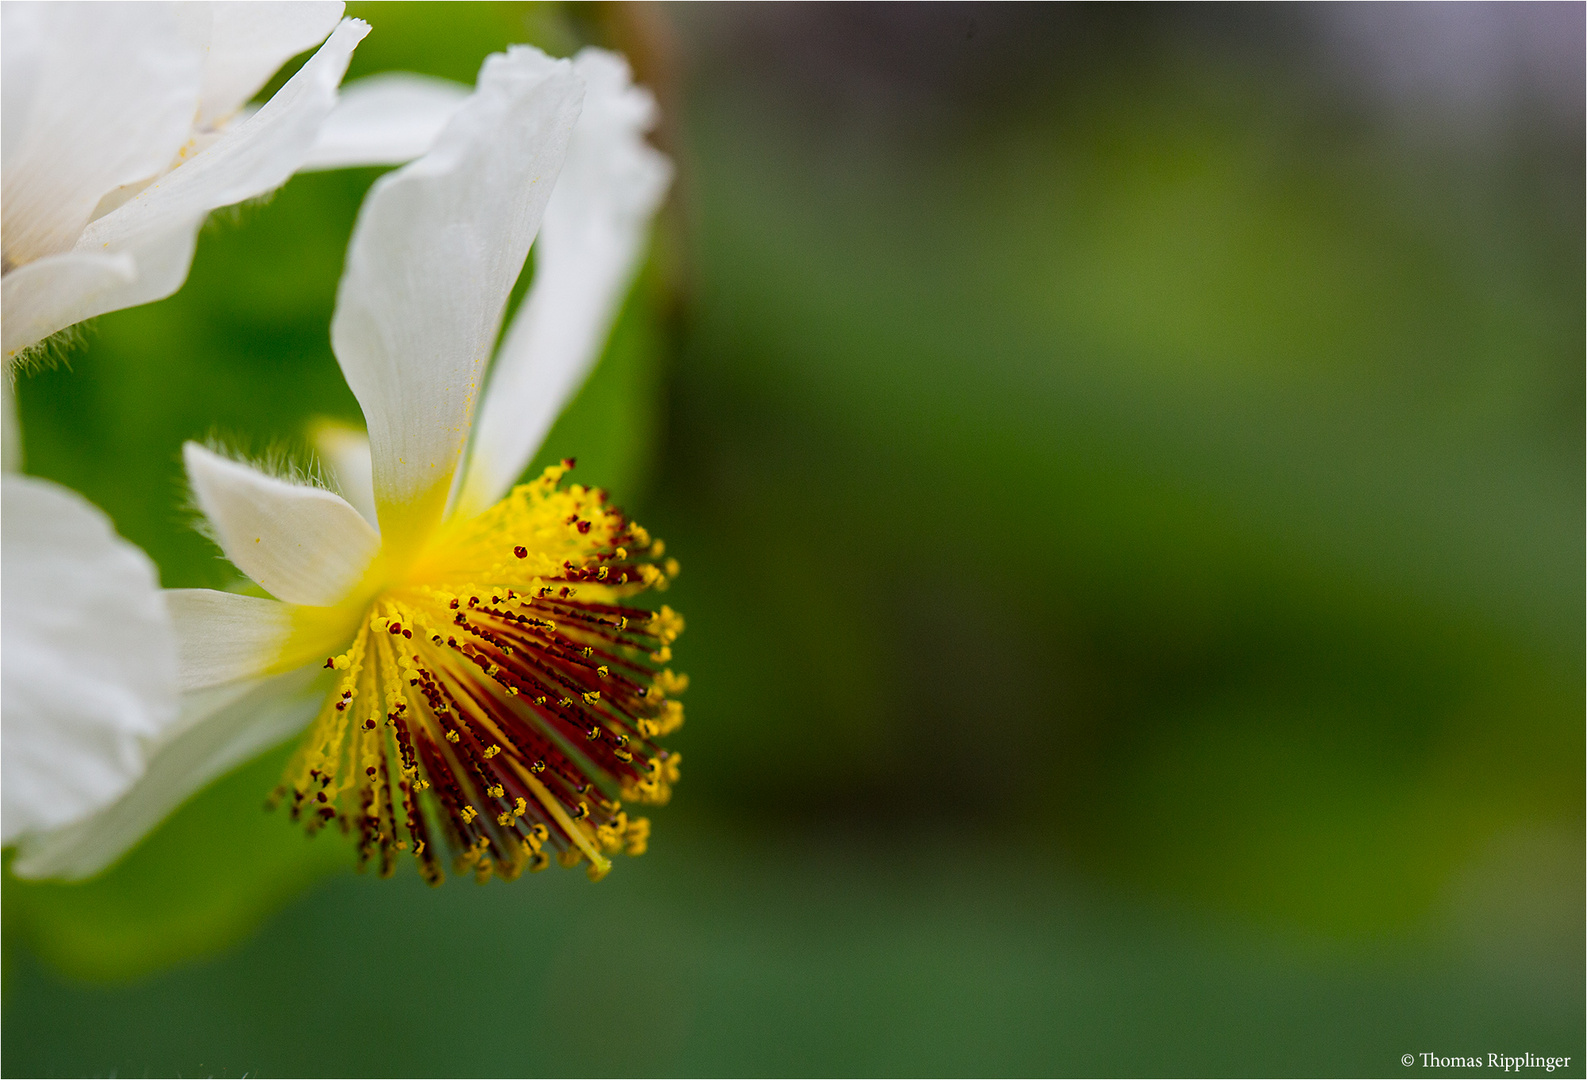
[
  {"x1": 459, "y1": 805, "x2": 478, "y2": 824},
  {"x1": 582, "y1": 690, "x2": 601, "y2": 705},
  {"x1": 483, "y1": 744, "x2": 502, "y2": 759},
  {"x1": 597, "y1": 665, "x2": 609, "y2": 678},
  {"x1": 487, "y1": 784, "x2": 504, "y2": 798},
  {"x1": 445, "y1": 730, "x2": 461, "y2": 743}
]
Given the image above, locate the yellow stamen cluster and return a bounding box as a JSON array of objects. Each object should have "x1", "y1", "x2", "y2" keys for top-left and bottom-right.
[{"x1": 272, "y1": 462, "x2": 684, "y2": 885}]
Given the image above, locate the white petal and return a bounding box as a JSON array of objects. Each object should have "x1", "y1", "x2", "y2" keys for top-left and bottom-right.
[
  {"x1": 184, "y1": 442, "x2": 379, "y2": 607},
  {"x1": 10, "y1": 664, "x2": 327, "y2": 880},
  {"x1": 4, "y1": 18, "x2": 369, "y2": 362},
  {"x1": 0, "y1": 3, "x2": 45, "y2": 168},
  {"x1": 1, "y1": 2, "x2": 202, "y2": 266},
  {"x1": 299, "y1": 72, "x2": 470, "y2": 171},
  {"x1": 330, "y1": 46, "x2": 582, "y2": 557},
  {"x1": 456, "y1": 49, "x2": 672, "y2": 517},
  {"x1": 1, "y1": 474, "x2": 179, "y2": 844},
  {"x1": 1, "y1": 248, "x2": 139, "y2": 362},
  {"x1": 310, "y1": 418, "x2": 377, "y2": 527},
  {"x1": 165, "y1": 589, "x2": 296, "y2": 691},
  {"x1": 75, "y1": 18, "x2": 369, "y2": 266},
  {"x1": 197, "y1": 1, "x2": 344, "y2": 128}
]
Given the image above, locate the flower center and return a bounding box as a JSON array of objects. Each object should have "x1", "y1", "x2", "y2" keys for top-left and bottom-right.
[{"x1": 273, "y1": 461, "x2": 684, "y2": 884}]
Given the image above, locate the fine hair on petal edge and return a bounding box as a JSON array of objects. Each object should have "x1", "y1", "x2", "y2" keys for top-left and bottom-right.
[
  {"x1": 181, "y1": 431, "x2": 343, "y2": 550},
  {"x1": 7, "y1": 321, "x2": 94, "y2": 378},
  {"x1": 203, "y1": 189, "x2": 283, "y2": 235}
]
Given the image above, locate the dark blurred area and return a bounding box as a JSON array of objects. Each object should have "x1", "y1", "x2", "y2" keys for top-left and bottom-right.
[
  {"x1": 658, "y1": 0, "x2": 1583, "y2": 919},
  {"x1": 4, "y1": 4, "x2": 1582, "y2": 1075}
]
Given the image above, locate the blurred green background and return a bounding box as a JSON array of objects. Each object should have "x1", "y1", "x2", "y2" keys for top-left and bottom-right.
[{"x1": 4, "y1": 3, "x2": 1583, "y2": 1076}]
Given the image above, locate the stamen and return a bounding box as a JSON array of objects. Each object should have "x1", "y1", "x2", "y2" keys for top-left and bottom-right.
[{"x1": 279, "y1": 463, "x2": 684, "y2": 885}]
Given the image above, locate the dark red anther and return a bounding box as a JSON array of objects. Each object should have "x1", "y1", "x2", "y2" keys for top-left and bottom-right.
[
  {"x1": 324, "y1": 657, "x2": 336, "y2": 668},
  {"x1": 577, "y1": 520, "x2": 592, "y2": 534},
  {"x1": 561, "y1": 457, "x2": 576, "y2": 470},
  {"x1": 403, "y1": 629, "x2": 412, "y2": 639},
  {"x1": 388, "y1": 622, "x2": 402, "y2": 635},
  {"x1": 514, "y1": 545, "x2": 528, "y2": 559}
]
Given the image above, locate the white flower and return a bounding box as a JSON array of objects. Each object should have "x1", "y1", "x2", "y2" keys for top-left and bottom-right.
[
  {"x1": 0, "y1": 0, "x2": 467, "y2": 363},
  {"x1": 8, "y1": 46, "x2": 678, "y2": 884},
  {"x1": 1, "y1": 389, "x2": 179, "y2": 855}
]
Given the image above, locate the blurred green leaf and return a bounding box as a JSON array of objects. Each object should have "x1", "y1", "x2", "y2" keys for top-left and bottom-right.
[{"x1": 3, "y1": 745, "x2": 351, "y2": 982}]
